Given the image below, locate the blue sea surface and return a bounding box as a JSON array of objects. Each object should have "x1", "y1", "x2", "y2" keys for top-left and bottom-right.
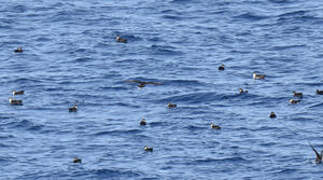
[{"x1": 1, "y1": 0, "x2": 323, "y2": 179}]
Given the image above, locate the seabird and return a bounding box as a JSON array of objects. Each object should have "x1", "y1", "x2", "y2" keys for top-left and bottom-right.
[
  {"x1": 14, "y1": 47, "x2": 23, "y2": 53},
  {"x1": 168, "y1": 103, "x2": 177, "y2": 108},
  {"x1": 69, "y1": 105, "x2": 78, "y2": 112},
  {"x1": 316, "y1": 89, "x2": 323, "y2": 95},
  {"x1": 310, "y1": 144, "x2": 322, "y2": 164},
  {"x1": 73, "y1": 157, "x2": 82, "y2": 163},
  {"x1": 210, "y1": 123, "x2": 221, "y2": 130},
  {"x1": 12, "y1": 90, "x2": 24, "y2": 96},
  {"x1": 269, "y1": 112, "x2": 276, "y2": 118},
  {"x1": 293, "y1": 91, "x2": 303, "y2": 98},
  {"x1": 116, "y1": 35, "x2": 127, "y2": 43},
  {"x1": 140, "y1": 118, "x2": 147, "y2": 126},
  {"x1": 253, "y1": 73, "x2": 265, "y2": 80},
  {"x1": 239, "y1": 88, "x2": 248, "y2": 94},
  {"x1": 126, "y1": 80, "x2": 161, "y2": 88},
  {"x1": 218, "y1": 64, "x2": 225, "y2": 71},
  {"x1": 289, "y1": 99, "x2": 301, "y2": 104},
  {"x1": 9, "y1": 98, "x2": 23, "y2": 105},
  {"x1": 144, "y1": 146, "x2": 153, "y2": 152}
]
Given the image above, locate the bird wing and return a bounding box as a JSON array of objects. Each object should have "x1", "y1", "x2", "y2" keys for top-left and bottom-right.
[
  {"x1": 310, "y1": 144, "x2": 321, "y2": 159},
  {"x1": 146, "y1": 82, "x2": 161, "y2": 85},
  {"x1": 126, "y1": 80, "x2": 143, "y2": 84}
]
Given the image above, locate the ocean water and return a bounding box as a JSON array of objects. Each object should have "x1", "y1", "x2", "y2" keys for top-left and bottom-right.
[{"x1": 0, "y1": 0, "x2": 323, "y2": 179}]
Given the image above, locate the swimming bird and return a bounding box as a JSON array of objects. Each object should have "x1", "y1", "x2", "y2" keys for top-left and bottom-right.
[
  {"x1": 14, "y1": 47, "x2": 23, "y2": 53},
  {"x1": 316, "y1": 89, "x2": 323, "y2": 95},
  {"x1": 210, "y1": 123, "x2": 221, "y2": 130},
  {"x1": 73, "y1": 157, "x2": 82, "y2": 163},
  {"x1": 12, "y1": 90, "x2": 24, "y2": 96},
  {"x1": 9, "y1": 98, "x2": 23, "y2": 105},
  {"x1": 69, "y1": 105, "x2": 78, "y2": 112},
  {"x1": 239, "y1": 88, "x2": 248, "y2": 94},
  {"x1": 116, "y1": 35, "x2": 127, "y2": 43},
  {"x1": 253, "y1": 73, "x2": 265, "y2": 80},
  {"x1": 144, "y1": 146, "x2": 153, "y2": 152},
  {"x1": 309, "y1": 144, "x2": 322, "y2": 164},
  {"x1": 269, "y1": 112, "x2": 276, "y2": 118},
  {"x1": 289, "y1": 99, "x2": 300, "y2": 104},
  {"x1": 293, "y1": 91, "x2": 303, "y2": 98},
  {"x1": 168, "y1": 103, "x2": 177, "y2": 108},
  {"x1": 140, "y1": 118, "x2": 147, "y2": 126},
  {"x1": 218, "y1": 64, "x2": 225, "y2": 71}
]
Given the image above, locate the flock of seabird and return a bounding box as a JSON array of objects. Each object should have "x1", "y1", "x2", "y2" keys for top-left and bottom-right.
[
  {"x1": 10, "y1": 36, "x2": 322, "y2": 164},
  {"x1": 252, "y1": 70, "x2": 322, "y2": 164}
]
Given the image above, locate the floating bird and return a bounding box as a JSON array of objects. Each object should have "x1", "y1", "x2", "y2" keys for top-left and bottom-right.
[
  {"x1": 116, "y1": 35, "x2": 127, "y2": 43},
  {"x1": 239, "y1": 88, "x2": 248, "y2": 94},
  {"x1": 210, "y1": 123, "x2": 221, "y2": 130},
  {"x1": 144, "y1": 146, "x2": 153, "y2": 152},
  {"x1": 253, "y1": 73, "x2": 265, "y2": 80},
  {"x1": 218, "y1": 64, "x2": 225, "y2": 71},
  {"x1": 289, "y1": 99, "x2": 301, "y2": 104},
  {"x1": 316, "y1": 89, "x2": 323, "y2": 95},
  {"x1": 168, "y1": 103, "x2": 177, "y2": 108},
  {"x1": 140, "y1": 118, "x2": 147, "y2": 126},
  {"x1": 69, "y1": 105, "x2": 78, "y2": 112},
  {"x1": 293, "y1": 91, "x2": 303, "y2": 98},
  {"x1": 9, "y1": 98, "x2": 23, "y2": 105},
  {"x1": 12, "y1": 90, "x2": 24, "y2": 96},
  {"x1": 14, "y1": 47, "x2": 23, "y2": 53},
  {"x1": 309, "y1": 144, "x2": 322, "y2": 164},
  {"x1": 269, "y1": 112, "x2": 276, "y2": 118},
  {"x1": 73, "y1": 157, "x2": 82, "y2": 163}
]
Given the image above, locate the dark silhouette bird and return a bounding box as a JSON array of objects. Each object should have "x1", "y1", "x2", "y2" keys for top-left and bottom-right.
[
  {"x1": 269, "y1": 112, "x2": 276, "y2": 118},
  {"x1": 168, "y1": 103, "x2": 177, "y2": 108},
  {"x1": 210, "y1": 123, "x2": 221, "y2": 130},
  {"x1": 316, "y1": 89, "x2": 323, "y2": 95},
  {"x1": 13, "y1": 90, "x2": 24, "y2": 96},
  {"x1": 14, "y1": 47, "x2": 23, "y2": 53},
  {"x1": 73, "y1": 157, "x2": 82, "y2": 163},
  {"x1": 126, "y1": 80, "x2": 161, "y2": 88},
  {"x1": 239, "y1": 88, "x2": 248, "y2": 94},
  {"x1": 69, "y1": 105, "x2": 78, "y2": 112},
  {"x1": 289, "y1": 99, "x2": 301, "y2": 104},
  {"x1": 144, "y1": 146, "x2": 153, "y2": 152},
  {"x1": 140, "y1": 118, "x2": 147, "y2": 126},
  {"x1": 293, "y1": 91, "x2": 303, "y2": 98},
  {"x1": 309, "y1": 144, "x2": 322, "y2": 164},
  {"x1": 218, "y1": 64, "x2": 225, "y2": 71},
  {"x1": 116, "y1": 35, "x2": 127, "y2": 43}
]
